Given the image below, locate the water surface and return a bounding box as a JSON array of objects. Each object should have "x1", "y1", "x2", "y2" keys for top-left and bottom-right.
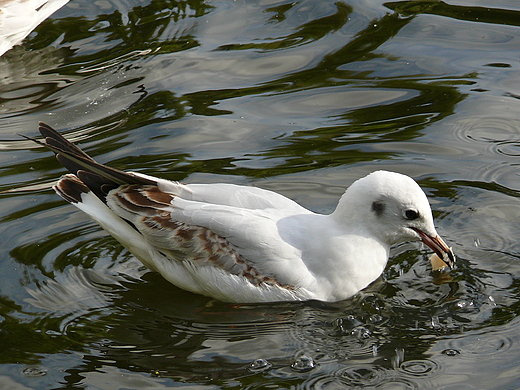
[{"x1": 1, "y1": 0, "x2": 520, "y2": 388}]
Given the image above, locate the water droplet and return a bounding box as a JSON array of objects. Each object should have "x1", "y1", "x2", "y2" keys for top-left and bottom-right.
[
  {"x1": 456, "y1": 299, "x2": 475, "y2": 310},
  {"x1": 430, "y1": 315, "x2": 441, "y2": 329},
  {"x1": 22, "y1": 367, "x2": 47, "y2": 377},
  {"x1": 248, "y1": 358, "x2": 272, "y2": 372},
  {"x1": 351, "y1": 326, "x2": 371, "y2": 339},
  {"x1": 332, "y1": 315, "x2": 363, "y2": 335},
  {"x1": 291, "y1": 354, "x2": 316, "y2": 372},
  {"x1": 442, "y1": 348, "x2": 460, "y2": 357},
  {"x1": 393, "y1": 348, "x2": 405, "y2": 368}
]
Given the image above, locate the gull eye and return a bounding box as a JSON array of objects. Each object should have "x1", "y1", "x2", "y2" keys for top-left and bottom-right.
[{"x1": 404, "y1": 209, "x2": 419, "y2": 221}]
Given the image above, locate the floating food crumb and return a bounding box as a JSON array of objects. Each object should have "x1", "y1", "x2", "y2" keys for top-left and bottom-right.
[{"x1": 430, "y1": 252, "x2": 450, "y2": 271}]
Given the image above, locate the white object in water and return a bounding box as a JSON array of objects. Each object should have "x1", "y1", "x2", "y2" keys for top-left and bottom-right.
[
  {"x1": 26, "y1": 122, "x2": 455, "y2": 303},
  {"x1": 0, "y1": 0, "x2": 69, "y2": 56}
]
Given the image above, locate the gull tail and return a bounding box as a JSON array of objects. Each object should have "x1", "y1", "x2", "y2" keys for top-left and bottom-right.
[
  {"x1": 23, "y1": 123, "x2": 162, "y2": 270},
  {"x1": 54, "y1": 174, "x2": 160, "y2": 270},
  {"x1": 23, "y1": 122, "x2": 156, "y2": 202}
]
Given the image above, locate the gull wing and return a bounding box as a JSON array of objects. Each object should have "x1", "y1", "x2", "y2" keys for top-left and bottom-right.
[{"x1": 104, "y1": 182, "x2": 314, "y2": 288}]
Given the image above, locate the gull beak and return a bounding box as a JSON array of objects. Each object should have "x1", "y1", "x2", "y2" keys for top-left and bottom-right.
[{"x1": 412, "y1": 228, "x2": 455, "y2": 269}]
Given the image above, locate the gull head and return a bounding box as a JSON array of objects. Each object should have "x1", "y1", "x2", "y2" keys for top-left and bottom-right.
[{"x1": 333, "y1": 170, "x2": 455, "y2": 268}]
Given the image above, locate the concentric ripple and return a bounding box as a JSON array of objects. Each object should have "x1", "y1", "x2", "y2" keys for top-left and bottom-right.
[
  {"x1": 301, "y1": 365, "x2": 389, "y2": 389},
  {"x1": 399, "y1": 359, "x2": 439, "y2": 377},
  {"x1": 445, "y1": 329, "x2": 515, "y2": 357},
  {"x1": 336, "y1": 365, "x2": 387, "y2": 387}
]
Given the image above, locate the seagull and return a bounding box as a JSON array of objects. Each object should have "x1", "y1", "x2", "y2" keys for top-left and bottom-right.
[{"x1": 25, "y1": 122, "x2": 455, "y2": 303}]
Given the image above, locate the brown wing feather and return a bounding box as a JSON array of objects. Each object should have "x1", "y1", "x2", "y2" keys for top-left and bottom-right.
[{"x1": 110, "y1": 184, "x2": 291, "y2": 288}]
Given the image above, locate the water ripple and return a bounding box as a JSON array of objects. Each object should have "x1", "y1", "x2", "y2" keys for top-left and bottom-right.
[
  {"x1": 450, "y1": 116, "x2": 520, "y2": 187},
  {"x1": 373, "y1": 379, "x2": 419, "y2": 390},
  {"x1": 303, "y1": 365, "x2": 389, "y2": 389},
  {"x1": 399, "y1": 359, "x2": 439, "y2": 377},
  {"x1": 446, "y1": 330, "x2": 515, "y2": 356},
  {"x1": 76, "y1": 49, "x2": 153, "y2": 73}
]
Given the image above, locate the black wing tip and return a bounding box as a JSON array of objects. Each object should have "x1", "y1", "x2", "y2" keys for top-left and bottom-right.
[
  {"x1": 54, "y1": 174, "x2": 91, "y2": 203},
  {"x1": 31, "y1": 121, "x2": 158, "y2": 194},
  {"x1": 38, "y1": 121, "x2": 54, "y2": 132},
  {"x1": 38, "y1": 122, "x2": 61, "y2": 142}
]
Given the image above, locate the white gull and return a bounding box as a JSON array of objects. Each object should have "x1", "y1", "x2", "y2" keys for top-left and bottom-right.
[{"x1": 26, "y1": 122, "x2": 455, "y2": 303}]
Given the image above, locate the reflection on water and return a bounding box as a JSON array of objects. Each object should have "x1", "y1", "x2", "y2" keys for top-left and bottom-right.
[{"x1": 1, "y1": 0, "x2": 520, "y2": 388}]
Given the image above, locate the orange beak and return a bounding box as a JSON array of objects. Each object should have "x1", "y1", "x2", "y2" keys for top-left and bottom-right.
[{"x1": 412, "y1": 228, "x2": 455, "y2": 269}]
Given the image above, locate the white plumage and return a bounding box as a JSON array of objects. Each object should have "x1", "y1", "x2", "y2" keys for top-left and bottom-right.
[
  {"x1": 27, "y1": 123, "x2": 455, "y2": 303},
  {"x1": 0, "y1": 0, "x2": 69, "y2": 56}
]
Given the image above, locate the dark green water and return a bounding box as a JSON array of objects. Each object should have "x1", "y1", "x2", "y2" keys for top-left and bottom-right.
[{"x1": 1, "y1": 0, "x2": 520, "y2": 388}]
